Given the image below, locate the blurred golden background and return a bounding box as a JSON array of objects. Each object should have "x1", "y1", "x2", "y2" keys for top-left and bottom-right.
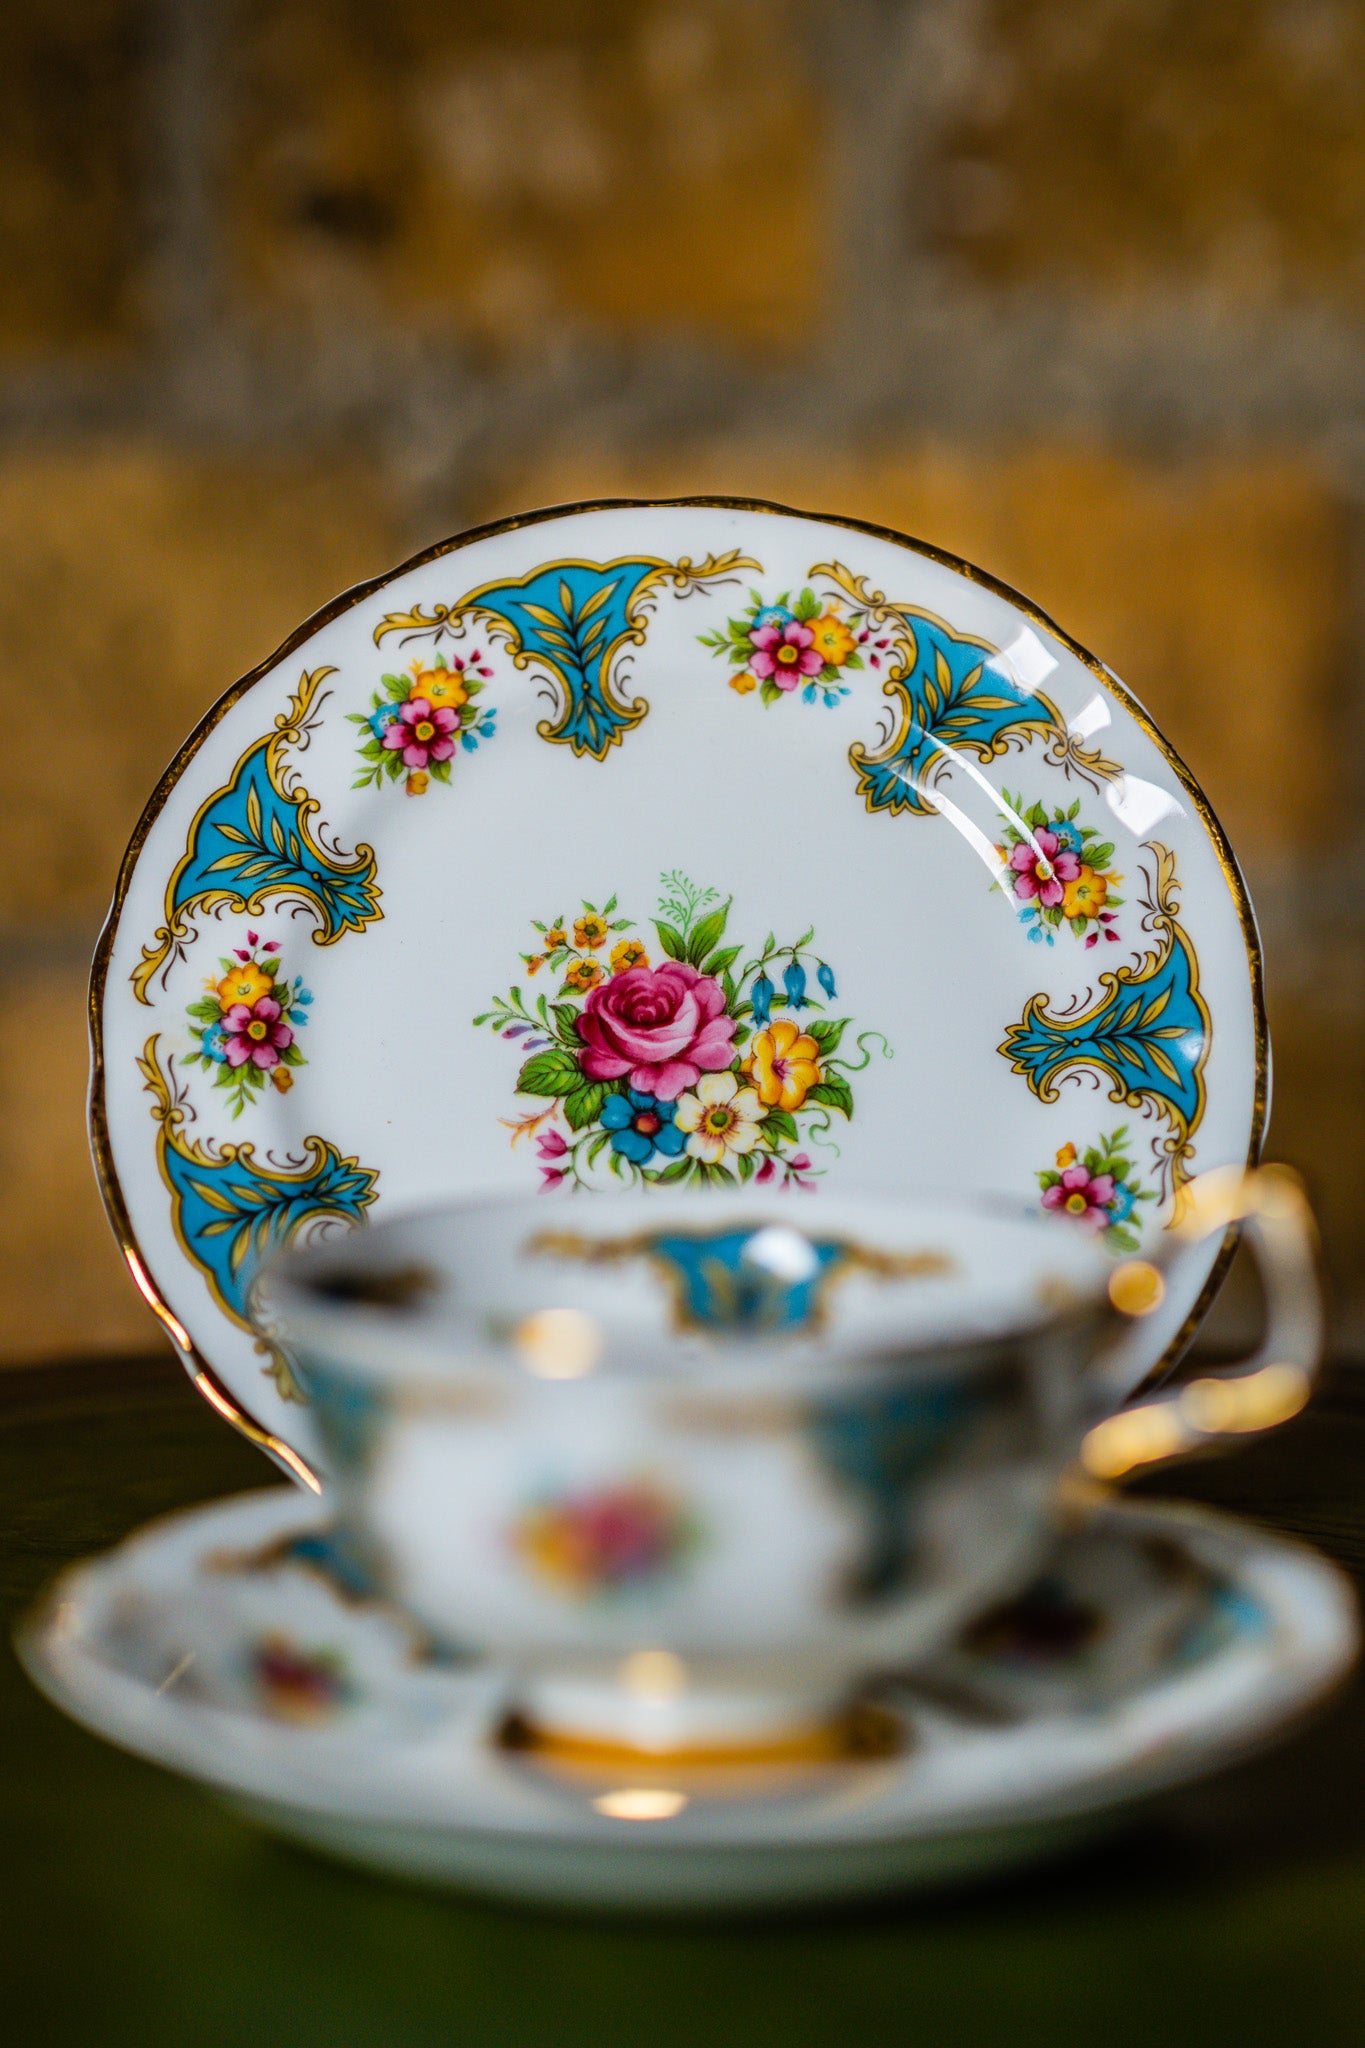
[{"x1": 3, "y1": 0, "x2": 1362, "y2": 1364}]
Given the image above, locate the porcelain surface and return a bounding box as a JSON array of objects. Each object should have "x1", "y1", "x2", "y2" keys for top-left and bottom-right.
[
  {"x1": 90, "y1": 499, "x2": 1267, "y2": 1477},
  {"x1": 19, "y1": 1487, "x2": 1353, "y2": 1912}
]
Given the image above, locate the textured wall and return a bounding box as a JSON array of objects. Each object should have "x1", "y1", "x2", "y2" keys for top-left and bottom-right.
[{"x1": 3, "y1": 0, "x2": 1363, "y2": 1360}]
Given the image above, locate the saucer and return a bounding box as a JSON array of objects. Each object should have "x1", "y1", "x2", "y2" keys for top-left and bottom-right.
[
  {"x1": 90, "y1": 498, "x2": 1266, "y2": 1478},
  {"x1": 19, "y1": 1488, "x2": 1352, "y2": 1913}
]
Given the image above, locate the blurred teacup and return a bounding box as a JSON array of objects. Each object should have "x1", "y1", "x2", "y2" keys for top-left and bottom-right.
[{"x1": 258, "y1": 1171, "x2": 1319, "y2": 1760}]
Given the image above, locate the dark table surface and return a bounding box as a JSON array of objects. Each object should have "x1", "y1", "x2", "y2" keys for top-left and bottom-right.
[{"x1": 5, "y1": 1349, "x2": 1365, "y2": 2047}]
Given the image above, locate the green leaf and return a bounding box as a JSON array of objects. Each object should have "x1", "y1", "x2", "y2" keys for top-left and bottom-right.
[
  {"x1": 794, "y1": 587, "x2": 820, "y2": 621},
  {"x1": 562, "y1": 1080, "x2": 609, "y2": 1130},
  {"x1": 805, "y1": 1017, "x2": 846, "y2": 1054},
  {"x1": 806, "y1": 1076, "x2": 853, "y2": 1118},
  {"x1": 763, "y1": 1106, "x2": 798, "y2": 1146},
  {"x1": 759, "y1": 680, "x2": 783, "y2": 706},
  {"x1": 654, "y1": 1157, "x2": 694, "y2": 1185},
  {"x1": 843, "y1": 651, "x2": 864, "y2": 670},
  {"x1": 1088, "y1": 842, "x2": 1116, "y2": 868},
  {"x1": 655, "y1": 920, "x2": 687, "y2": 961},
  {"x1": 515, "y1": 1048, "x2": 581, "y2": 1097},
  {"x1": 704, "y1": 944, "x2": 741, "y2": 978},
  {"x1": 686, "y1": 904, "x2": 730, "y2": 965},
  {"x1": 551, "y1": 1002, "x2": 583, "y2": 1046}
]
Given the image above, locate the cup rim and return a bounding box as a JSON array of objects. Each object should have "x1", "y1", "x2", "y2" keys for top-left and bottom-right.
[{"x1": 255, "y1": 1184, "x2": 1122, "y2": 1399}]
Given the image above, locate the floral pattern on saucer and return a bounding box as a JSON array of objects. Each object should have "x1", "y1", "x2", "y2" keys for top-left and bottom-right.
[
  {"x1": 994, "y1": 791, "x2": 1124, "y2": 948},
  {"x1": 476, "y1": 871, "x2": 891, "y2": 1192},
  {"x1": 184, "y1": 928, "x2": 312, "y2": 1116},
  {"x1": 1037, "y1": 1129, "x2": 1154, "y2": 1255},
  {"x1": 700, "y1": 583, "x2": 881, "y2": 706},
  {"x1": 348, "y1": 648, "x2": 497, "y2": 798}
]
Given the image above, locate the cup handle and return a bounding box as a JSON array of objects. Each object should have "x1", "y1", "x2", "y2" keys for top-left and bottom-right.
[{"x1": 1079, "y1": 1164, "x2": 1323, "y2": 1483}]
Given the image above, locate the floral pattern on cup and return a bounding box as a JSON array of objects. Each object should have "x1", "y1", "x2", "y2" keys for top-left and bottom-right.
[
  {"x1": 1037, "y1": 1129, "x2": 1153, "y2": 1254},
  {"x1": 512, "y1": 1480, "x2": 702, "y2": 1597},
  {"x1": 475, "y1": 872, "x2": 891, "y2": 1191},
  {"x1": 184, "y1": 930, "x2": 312, "y2": 1117},
  {"x1": 252, "y1": 1633, "x2": 352, "y2": 1722},
  {"x1": 995, "y1": 793, "x2": 1123, "y2": 947},
  {"x1": 348, "y1": 649, "x2": 496, "y2": 796},
  {"x1": 699, "y1": 585, "x2": 887, "y2": 707}
]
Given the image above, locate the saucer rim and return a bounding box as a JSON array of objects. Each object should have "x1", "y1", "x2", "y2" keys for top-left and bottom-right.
[
  {"x1": 87, "y1": 495, "x2": 1269, "y2": 1480},
  {"x1": 20, "y1": 1488, "x2": 1350, "y2": 1856}
]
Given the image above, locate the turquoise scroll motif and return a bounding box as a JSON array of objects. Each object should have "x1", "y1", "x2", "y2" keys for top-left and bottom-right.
[
  {"x1": 138, "y1": 1038, "x2": 378, "y2": 1391},
  {"x1": 999, "y1": 845, "x2": 1211, "y2": 1192},
  {"x1": 133, "y1": 667, "x2": 380, "y2": 1001},
  {"x1": 374, "y1": 550, "x2": 758, "y2": 762}
]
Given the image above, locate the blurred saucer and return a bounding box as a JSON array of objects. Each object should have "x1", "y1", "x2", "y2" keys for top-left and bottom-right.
[{"x1": 18, "y1": 1487, "x2": 1354, "y2": 1913}]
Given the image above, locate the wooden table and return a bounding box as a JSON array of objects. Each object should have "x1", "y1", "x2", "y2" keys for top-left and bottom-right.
[{"x1": 4, "y1": 1350, "x2": 1365, "y2": 2046}]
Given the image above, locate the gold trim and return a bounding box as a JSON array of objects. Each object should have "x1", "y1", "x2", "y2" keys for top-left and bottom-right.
[
  {"x1": 496, "y1": 1698, "x2": 905, "y2": 1770},
  {"x1": 89, "y1": 495, "x2": 1266, "y2": 1467}
]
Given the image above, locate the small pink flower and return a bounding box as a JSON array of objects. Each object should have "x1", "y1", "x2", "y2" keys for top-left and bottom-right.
[
  {"x1": 222, "y1": 996, "x2": 294, "y2": 1071},
  {"x1": 1008, "y1": 827, "x2": 1081, "y2": 909},
  {"x1": 1042, "y1": 1165, "x2": 1116, "y2": 1231},
  {"x1": 539, "y1": 1166, "x2": 566, "y2": 1191},
  {"x1": 748, "y1": 620, "x2": 823, "y2": 692},
  {"x1": 382, "y1": 695, "x2": 458, "y2": 770},
  {"x1": 536, "y1": 1127, "x2": 569, "y2": 1160}
]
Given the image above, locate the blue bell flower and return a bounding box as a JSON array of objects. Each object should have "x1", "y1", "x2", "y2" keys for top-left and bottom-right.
[
  {"x1": 783, "y1": 960, "x2": 809, "y2": 1010},
  {"x1": 817, "y1": 962, "x2": 837, "y2": 1000},
  {"x1": 750, "y1": 973, "x2": 774, "y2": 1029}
]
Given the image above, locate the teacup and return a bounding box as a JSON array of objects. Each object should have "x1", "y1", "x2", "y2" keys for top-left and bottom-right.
[{"x1": 259, "y1": 1171, "x2": 1319, "y2": 1759}]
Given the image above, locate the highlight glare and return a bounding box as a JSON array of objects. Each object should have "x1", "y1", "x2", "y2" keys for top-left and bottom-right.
[
  {"x1": 514, "y1": 1307, "x2": 603, "y2": 1378},
  {"x1": 591, "y1": 1787, "x2": 689, "y2": 1821}
]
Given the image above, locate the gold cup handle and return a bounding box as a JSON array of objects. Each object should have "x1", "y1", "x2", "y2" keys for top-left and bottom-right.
[{"x1": 1080, "y1": 1165, "x2": 1323, "y2": 1483}]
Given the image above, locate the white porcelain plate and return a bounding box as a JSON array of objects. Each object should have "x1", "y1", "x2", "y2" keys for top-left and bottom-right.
[
  {"x1": 20, "y1": 1489, "x2": 1352, "y2": 1912},
  {"x1": 91, "y1": 499, "x2": 1266, "y2": 1478}
]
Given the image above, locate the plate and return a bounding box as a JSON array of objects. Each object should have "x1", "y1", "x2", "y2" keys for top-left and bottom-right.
[
  {"x1": 90, "y1": 499, "x2": 1266, "y2": 1480},
  {"x1": 19, "y1": 1489, "x2": 1353, "y2": 1913}
]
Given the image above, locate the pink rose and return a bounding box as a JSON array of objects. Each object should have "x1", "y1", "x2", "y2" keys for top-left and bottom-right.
[{"x1": 575, "y1": 961, "x2": 737, "y2": 1102}]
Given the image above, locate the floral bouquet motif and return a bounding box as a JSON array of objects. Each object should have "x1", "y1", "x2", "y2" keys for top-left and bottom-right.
[
  {"x1": 184, "y1": 930, "x2": 311, "y2": 1116},
  {"x1": 512, "y1": 1479, "x2": 701, "y2": 1597},
  {"x1": 699, "y1": 584, "x2": 891, "y2": 707},
  {"x1": 348, "y1": 649, "x2": 496, "y2": 797},
  {"x1": 476, "y1": 872, "x2": 888, "y2": 1191},
  {"x1": 1037, "y1": 1129, "x2": 1152, "y2": 1254},
  {"x1": 995, "y1": 792, "x2": 1123, "y2": 947}
]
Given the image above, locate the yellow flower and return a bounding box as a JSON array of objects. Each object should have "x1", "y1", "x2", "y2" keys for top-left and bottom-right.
[
  {"x1": 409, "y1": 665, "x2": 468, "y2": 714},
  {"x1": 746, "y1": 1018, "x2": 823, "y2": 1112},
  {"x1": 808, "y1": 613, "x2": 855, "y2": 666},
  {"x1": 674, "y1": 1071, "x2": 766, "y2": 1164},
  {"x1": 216, "y1": 962, "x2": 272, "y2": 1010},
  {"x1": 271, "y1": 1068, "x2": 294, "y2": 1094},
  {"x1": 1055, "y1": 1142, "x2": 1078, "y2": 1169},
  {"x1": 523, "y1": 954, "x2": 547, "y2": 976},
  {"x1": 405, "y1": 770, "x2": 430, "y2": 797},
  {"x1": 545, "y1": 926, "x2": 568, "y2": 950},
  {"x1": 564, "y1": 958, "x2": 604, "y2": 992},
  {"x1": 574, "y1": 913, "x2": 609, "y2": 950},
  {"x1": 1062, "y1": 865, "x2": 1109, "y2": 920},
  {"x1": 610, "y1": 938, "x2": 649, "y2": 975},
  {"x1": 729, "y1": 669, "x2": 758, "y2": 694}
]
